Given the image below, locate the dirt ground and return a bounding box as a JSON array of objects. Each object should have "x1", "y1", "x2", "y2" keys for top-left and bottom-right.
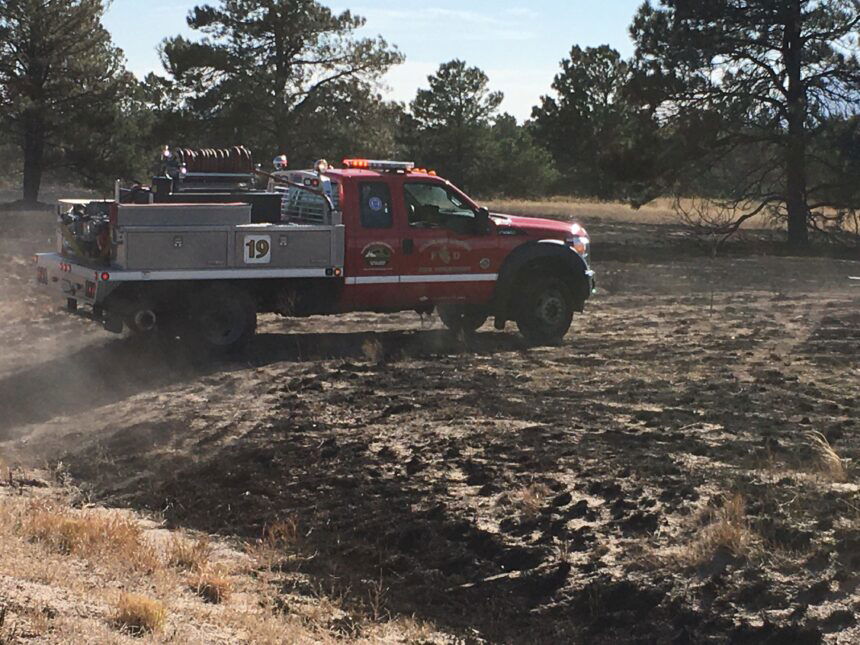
[{"x1": 1, "y1": 202, "x2": 859, "y2": 643}]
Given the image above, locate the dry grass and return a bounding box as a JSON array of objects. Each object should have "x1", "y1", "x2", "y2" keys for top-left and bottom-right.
[
  {"x1": 248, "y1": 518, "x2": 303, "y2": 570},
  {"x1": 112, "y1": 592, "x2": 166, "y2": 636},
  {"x1": 485, "y1": 196, "x2": 774, "y2": 229},
  {"x1": 166, "y1": 535, "x2": 213, "y2": 571},
  {"x1": 486, "y1": 196, "x2": 675, "y2": 225},
  {"x1": 17, "y1": 501, "x2": 158, "y2": 572},
  {"x1": 0, "y1": 477, "x2": 453, "y2": 644},
  {"x1": 262, "y1": 518, "x2": 301, "y2": 551},
  {"x1": 0, "y1": 602, "x2": 52, "y2": 642},
  {"x1": 230, "y1": 606, "x2": 321, "y2": 645},
  {"x1": 683, "y1": 495, "x2": 756, "y2": 565},
  {"x1": 361, "y1": 337, "x2": 385, "y2": 364},
  {"x1": 512, "y1": 483, "x2": 552, "y2": 518},
  {"x1": 806, "y1": 431, "x2": 849, "y2": 482},
  {"x1": 191, "y1": 570, "x2": 232, "y2": 604}
]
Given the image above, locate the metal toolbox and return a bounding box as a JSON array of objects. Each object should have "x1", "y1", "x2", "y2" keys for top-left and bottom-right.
[
  {"x1": 116, "y1": 203, "x2": 251, "y2": 227},
  {"x1": 233, "y1": 224, "x2": 344, "y2": 268},
  {"x1": 114, "y1": 223, "x2": 344, "y2": 271},
  {"x1": 120, "y1": 227, "x2": 231, "y2": 270}
]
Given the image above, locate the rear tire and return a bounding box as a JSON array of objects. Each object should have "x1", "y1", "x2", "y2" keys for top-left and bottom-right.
[
  {"x1": 515, "y1": 275, "x2": 574, "y2": 345},
  {"x1": 187, "y1": 284, "x2": 257, "y2": 354},
  {"x1": 437, "y1": 305, "x2": 488, "y2": 334}
]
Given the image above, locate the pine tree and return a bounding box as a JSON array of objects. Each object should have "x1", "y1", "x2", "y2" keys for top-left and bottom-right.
[
  {"x1": 408, "y1": 60, "x2": 503, "y2": 191},
  {"x1": 158, "y1": 0, "x2": 402, "y2": 164},
  {"x1": 631, "y1": 0, "x2": 860, "y2": 246},
  {"x1": 0, "y1": 0, "x2": 130, "y2": 204},
  {"x1": 531, "y1": 46, "x2": 635, "y2": 197}
]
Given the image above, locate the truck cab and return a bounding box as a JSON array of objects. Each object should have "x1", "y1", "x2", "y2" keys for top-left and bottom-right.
[{"x1": 328, "y1": 159, "x2": 594, "y2": 341}]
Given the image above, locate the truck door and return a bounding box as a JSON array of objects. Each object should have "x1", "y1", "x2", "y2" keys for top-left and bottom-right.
[
  {"x1": 343, "y1": 180, "x2": 410, "y2": 310},
  {"x1": 400, "y1": 180, "x2": 499, "y2": 305}
]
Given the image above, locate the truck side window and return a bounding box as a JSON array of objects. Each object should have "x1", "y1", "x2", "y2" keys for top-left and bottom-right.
[
  {"x1": 359, "y1": 183, "x2": 392, "y2": 229},
  {"x1": 403, "y1": 183, "x2": 476, "y2": 232}
]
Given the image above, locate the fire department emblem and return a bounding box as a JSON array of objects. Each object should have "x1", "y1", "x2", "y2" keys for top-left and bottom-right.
[{"x1": 362, "y1": 242, "x2": 393, "y2": 268}]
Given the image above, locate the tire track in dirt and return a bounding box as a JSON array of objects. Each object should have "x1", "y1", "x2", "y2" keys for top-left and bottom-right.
[{"x1": 2, "y1": 240, "x2": 859, "y2": 641}]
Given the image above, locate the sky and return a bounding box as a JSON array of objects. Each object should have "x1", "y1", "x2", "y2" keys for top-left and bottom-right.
[{"x1": 103, "y1": 0, "x2": 644, "y2": 122}]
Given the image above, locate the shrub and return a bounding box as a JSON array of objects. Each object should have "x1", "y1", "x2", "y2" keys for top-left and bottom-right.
[
  {"x1": 166, "y1": 536, "x2": 212, "y2": 571},
  {"x1": 191, "y1": 571, "x2": 232, "y2": 604},
  {"x1": 112, "y1": 593, "x2": 165, "y2": 635}
]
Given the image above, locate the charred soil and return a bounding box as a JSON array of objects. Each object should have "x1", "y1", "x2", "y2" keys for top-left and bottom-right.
[{"x1": 1, "y1": 207, "x2": 859, "y2": 643}]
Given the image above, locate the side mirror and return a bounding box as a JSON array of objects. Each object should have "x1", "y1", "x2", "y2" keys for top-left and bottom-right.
[{"x1": 476, "y1": 207, "x2": 490, "y2": 233}]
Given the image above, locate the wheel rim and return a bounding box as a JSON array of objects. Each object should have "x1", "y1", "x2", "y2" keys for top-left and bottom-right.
[{"x1": 536, "y1": 290, "x2": 565, "y2": 328}]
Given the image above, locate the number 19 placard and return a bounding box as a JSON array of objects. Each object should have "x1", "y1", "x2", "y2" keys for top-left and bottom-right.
[{"x1": 243, "y1": 235, "x2": 272, "y2": 264}]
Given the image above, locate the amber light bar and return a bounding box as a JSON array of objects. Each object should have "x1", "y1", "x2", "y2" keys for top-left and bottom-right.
[{"x1": 342, "y1": 159, "x2": 415, "y2": 171}]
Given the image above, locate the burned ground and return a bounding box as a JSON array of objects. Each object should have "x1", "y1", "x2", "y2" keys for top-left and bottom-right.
[{"x1": 1, "y1": 207, "x2": 858, "y2": 643}]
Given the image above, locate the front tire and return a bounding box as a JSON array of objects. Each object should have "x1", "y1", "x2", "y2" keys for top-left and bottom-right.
[{"x1": 515, "y1": 276, "x2": 574, "y2": 345}]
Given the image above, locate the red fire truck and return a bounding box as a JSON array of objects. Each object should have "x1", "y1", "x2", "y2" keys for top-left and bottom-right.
[{"x1": 34, "y1": 152, "x2": 595, "y2": 352}]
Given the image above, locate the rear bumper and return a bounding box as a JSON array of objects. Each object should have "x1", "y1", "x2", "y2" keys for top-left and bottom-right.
[
  {"x1": 35, "y1": 253, "x2": 127, "y2": 332},
  {"x1": 34, "y1": 253, "x2": 107, "y2": 306}
]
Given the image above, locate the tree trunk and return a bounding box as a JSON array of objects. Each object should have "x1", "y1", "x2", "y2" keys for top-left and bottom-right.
[
  {"x1": 22, "y1": 111, "x2": 46, "y2": 205},
  {"x1": 275, "y1": 104, "x2": 291, "y2": 166},
  {"x1": 785, "y1": 135, "x2": 808, "y2": 248},
  {"x1": 783, "y1": 0, "x2": 809, "y2": 248}
]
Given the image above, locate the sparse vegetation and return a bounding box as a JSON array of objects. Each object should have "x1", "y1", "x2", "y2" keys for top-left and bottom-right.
[
  {"x1": 2, "y1": 195, "x2": 859, "y2": 642},
  {"x1": 248, "y1": 517, "x2": 303, "y2": 571},
  {"x1": 484, "y1": 196, "x2": 776, "y2": 230},
  {"x1": 0, "y1": 482, "x2": 443, "y2": 643},
  {"x1": 807, "y1": 431, "x2": 849, "y2": 482},
  {"x1": 361, "y1": 337, "x2": 385, "y2": 365},
  {"x1": 512, "y1": 483, "x2": 552, "y2": 518},
  {"x1": 112, "y1": 592, "x2": 166, "y2": 636},
  {"x1": 191, "y1": 570, "x2": 232, "y2": 604},
  {"x1": 17, "y1": 502, "x2": 158, "y2": 572},
  {"x1": 166, "y1": 535, "x2": 212, "y2": 571},
  {"x1": 262, "y1": 518, "x2": 301, "y2": 552},
  {"x1": 683, "y1": 495, "x2": 757, "y2": 566}
]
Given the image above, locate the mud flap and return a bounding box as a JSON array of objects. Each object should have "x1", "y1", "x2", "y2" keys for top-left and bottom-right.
[{"x1": 103, "y1": 312, "x2": 124, "y2": 334}]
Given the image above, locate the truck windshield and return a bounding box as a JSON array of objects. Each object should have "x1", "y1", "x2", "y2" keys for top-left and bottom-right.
[{"x1": 403, "y1": 183, "x2": 476, "y2": 229}]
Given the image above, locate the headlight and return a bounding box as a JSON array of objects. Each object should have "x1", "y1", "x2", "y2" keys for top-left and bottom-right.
[
  {"x1": 567, "y1": 223, "x2": 590, "y2": 261},
  {"x1": 566, "y1": 234, "x2": 590, "y2": 260}
]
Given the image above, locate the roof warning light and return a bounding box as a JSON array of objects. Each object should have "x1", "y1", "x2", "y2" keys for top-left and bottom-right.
[{"x1": 342, "y1": 159, "x2": 415, "y2": 171}]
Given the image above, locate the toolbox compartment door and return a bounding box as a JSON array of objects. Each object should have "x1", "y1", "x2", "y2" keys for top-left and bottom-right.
[
  {"x1": 234, "y1": 226, "x2": 338, "y2": 268},
  {"x1": 124, "y1": 231, "x2": 229, "y2": 270}
]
